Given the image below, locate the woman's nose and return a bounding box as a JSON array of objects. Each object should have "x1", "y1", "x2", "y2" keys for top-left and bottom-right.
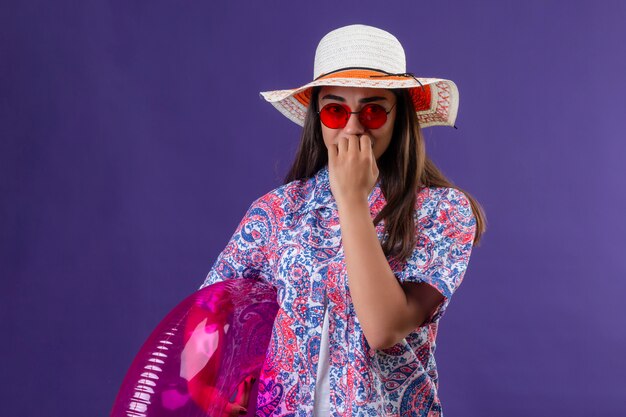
[{"x1": 343, "y1": 112, "x2": 365, "y2": 135}]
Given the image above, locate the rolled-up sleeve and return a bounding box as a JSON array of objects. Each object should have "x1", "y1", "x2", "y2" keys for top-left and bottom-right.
[
  {"x1": 393, "y1": 187, "x2": 477, "y2": 326},
  {"x1": 199, "y1": 196, "x2": 274, "y2": 290}
]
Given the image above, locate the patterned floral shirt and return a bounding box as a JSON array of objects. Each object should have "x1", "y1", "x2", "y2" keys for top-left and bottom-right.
[{"x1": 199, "y1": 164, "x2": 476, "y2": 416}]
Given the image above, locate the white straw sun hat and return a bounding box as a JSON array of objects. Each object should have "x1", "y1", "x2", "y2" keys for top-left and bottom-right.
[{"x1": 259, "y1": 24, "x2": 459, "y2": 129}]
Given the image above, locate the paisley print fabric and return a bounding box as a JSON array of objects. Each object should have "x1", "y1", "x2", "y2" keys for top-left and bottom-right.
[{"x1": 199, "y1": 164, "x2": 476, "y2": 416}]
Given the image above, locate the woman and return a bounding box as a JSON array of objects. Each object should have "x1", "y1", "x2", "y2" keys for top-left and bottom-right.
[{"x1": 200, "y1": 24, "x2": 486, "y2": 416}]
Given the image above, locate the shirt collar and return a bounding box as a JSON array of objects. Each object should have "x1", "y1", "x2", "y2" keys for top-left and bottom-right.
[{"x1": 302, "y1": 164, "x2": 385, "y2": 213}]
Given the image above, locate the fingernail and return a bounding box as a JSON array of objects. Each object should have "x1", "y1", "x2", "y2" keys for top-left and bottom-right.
[{"x1": 239, "y1": 409, "x2": 247, "y2": 415}]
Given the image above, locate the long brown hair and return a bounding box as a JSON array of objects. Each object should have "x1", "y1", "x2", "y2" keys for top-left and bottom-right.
[{"x1": 283, "y1": 86, "x2": 487, "y2": 264}]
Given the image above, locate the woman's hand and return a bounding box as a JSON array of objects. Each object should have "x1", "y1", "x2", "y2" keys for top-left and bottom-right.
[
  {"x1": 221, "y1": 374, "x2": 256, "y2": 416},
  {"x1": 327, "y1": 134, "x2": 379, "y2": 208}
]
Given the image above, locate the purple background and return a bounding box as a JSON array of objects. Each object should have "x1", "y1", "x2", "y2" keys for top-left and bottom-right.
[{"x1": 2, "y1": 1, "x2": 625, "y2": 416}]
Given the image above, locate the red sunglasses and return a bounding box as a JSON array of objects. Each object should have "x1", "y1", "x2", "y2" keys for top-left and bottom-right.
[{"x1": 317, "y1": 102, "x2": 396, "y2": 129}]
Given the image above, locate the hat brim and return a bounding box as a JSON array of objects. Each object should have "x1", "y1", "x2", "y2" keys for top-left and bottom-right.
[{"x1": 259, "y1": 76, "x2": 458, "y2": 128}]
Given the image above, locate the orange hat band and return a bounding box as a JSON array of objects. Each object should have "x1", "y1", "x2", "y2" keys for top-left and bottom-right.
[{"x1": 293, "y1": 71, "x2": 432, "y2": 112}]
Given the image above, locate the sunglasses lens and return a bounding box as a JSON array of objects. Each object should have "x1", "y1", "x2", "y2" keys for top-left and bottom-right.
[
  {"x1": 359, "y1": 104, "x2": 387, "y2": 129},
  {"x1": 319, "y1": 103, "x2": 348, "y2": 128}
]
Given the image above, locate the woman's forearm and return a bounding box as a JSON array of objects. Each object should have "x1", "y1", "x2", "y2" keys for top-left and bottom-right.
[{"x1": 336, "y1": 197, "x2": 415, "y2": 350}]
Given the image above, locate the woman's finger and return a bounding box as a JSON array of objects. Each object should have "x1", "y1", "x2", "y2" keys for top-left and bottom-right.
[
  {"x1": 328, "y1": 141, "x2": 337, "y2": 164},
  {"x1": 347, "y1": 135, "x2": 358, "y2": 155},
  {"x1": 359, "y1": 135, "x2": 372, "y2": 156},
  {"x1": 234, "y1": 374, "x2": 255, "y2": 406},
  {"x1": 359, "y1": 135, "x2": 378, "y2": 181},
  {"x1": 337, "y1": 135, "x2": 349, "y2": 156},
  {"x1": 234, "y1": 381, "x2": 248, "y2": 406},
  {"x1": 223, "y1": 403, "x2": 247, "y2": 417}
]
